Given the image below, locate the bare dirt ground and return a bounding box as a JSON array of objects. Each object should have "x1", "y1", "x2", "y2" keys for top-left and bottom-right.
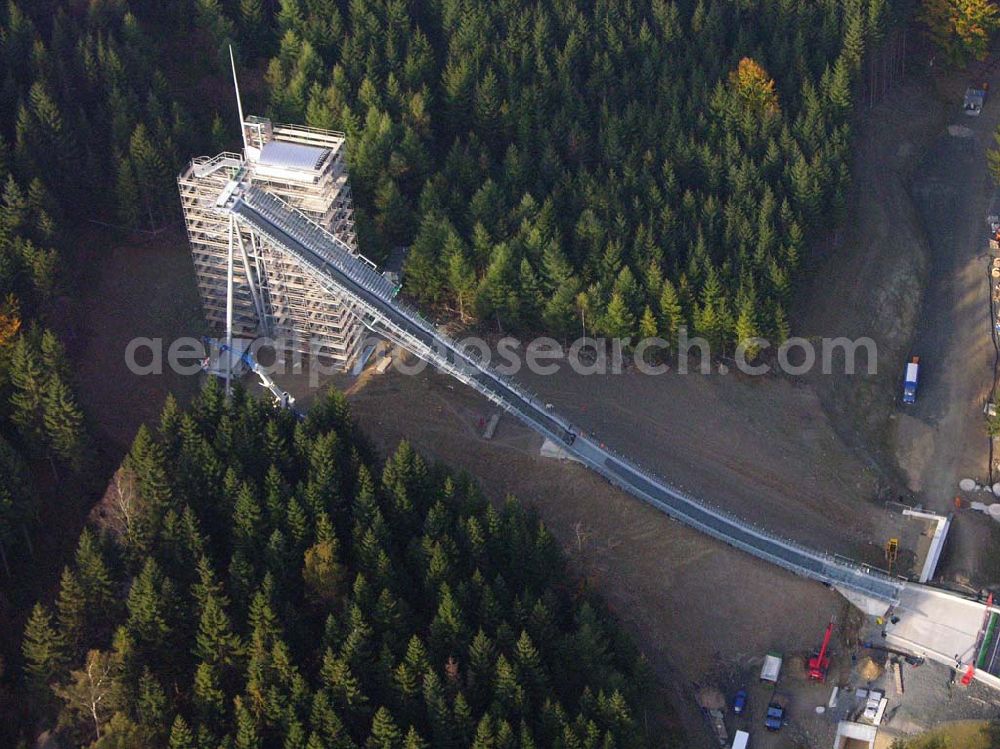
[
  {"x1": 893, "y1": 66, "x2": 1000, "y2": 587},
  {"x1": 794, "y1": 76, "x2": 946, "y2": 472},
  {"x1": 333, "y1": 366, "x2": 848, "y2": 749},
  {"x1": 73, "y1": 226, "x2": 205, "y2": 453},
  {"x1": 791, "y1": 57, "x2": 1000, "y2": 588}
]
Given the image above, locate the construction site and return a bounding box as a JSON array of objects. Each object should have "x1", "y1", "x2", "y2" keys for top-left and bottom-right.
[{"x1": 159, "y1": 54, "x2": 1000, "y2": 747}]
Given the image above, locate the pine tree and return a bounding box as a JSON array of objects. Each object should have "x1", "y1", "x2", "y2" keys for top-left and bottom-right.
[
  {"x1": 374, "y1": 178, "x2": 413, "y2": 249},
  {"x1": 603, "y1": 292, "x2": 635, "y2": 341},
  {"x1": 124, "y1": 425, "x2": 173, "y2": 554},
  {"x1": 194, "y1": 595, "x2": 243, "y2": 669},
  {"x1": 194, "y1": 0, "x2": 238, "y2": 70},
  {"x1": 367, "y1": 706, "x2": 404, "y2": 749},
  {"x1": 74, "y1": 529, "x2": 116, "y2": 637},
  {"x1": 136, "y1": 668, "x2": 169, "y2": 740},
  {"x1": 429, "y1": 584, "x2": 466, "y2": 658},
  {"x1": 128, "y1": 123, "x2": 173, "y2": 229},
  {"x1": 734, "y1": 293, "x2": 762, "y2": 360},
  {"x1": 56, "y1": 566, "x2": 88, "y2": 658},
  {"x1": 493, "y1": 653, "x2": 523, "y2": 710},
  {"x1": 393, "y1": 660, "x2": 420, "y2": 702},
  {"x1": 471, "y1": 714, "x2": 495, "y2": 749},
  {"x1": 658, "y1": 279, "x2": 684, "y2": 346},
  {"x1": 9, "y1": 334, "x2": 45, "y2": 444},
  {"x1": 22, "y1": 602, "x2": 67, "y2": 698},
  {"x1": 543, "y1": 278, "x2": 580, "y2": 338},
  {"x1": 514, "y1": 630, "x2": 544, "y2": 689},
  {"x1": 40, "y1": 329, "x2": 70, "y2": 381},
  {"x1": 168, "y1": 714, "x2": 196, "y2": 749},
  {"x1": 828, "y1": 57, "x2": 853, "y2": 113},
  {"x1": 404, "y1": 635, "x2": 431, "y2": 676},
  {"x1": 234, "y1": 695, "x2": 261, "y2": 749},
  {"x1": 320, "y1": 649, "x2": 369, "y2": 715},
  {"x1": 43, "y1": 374, "x2": 87, "y2": 470},
  {"x1": 126, "y1": 558, "x2": 170, "y2": 657},
  {"x1": 0, "y1": 175, "x2": 27, "y2": 236},
  {"x1": 509, "y1": 720, "x2": 533, "y2": 749},
  {"x1": 444, "y1": 233, "x2": 477, "y2": 322},
  {"x1": 191, "y1": 555, "x2": 226, "y2": 611},
  {"x1": 239, "y1": 0, "x2": 265, "y2": 49},
  {"x1": 116, "y1": 155, "x2": 141, "y2": 228},
  {"x1": 192, "y1": 662, "x2": 226, "y2": 724},
  {"x1": 403, "y1": 726, "x2": 429, "y2": 749},
  {"x1": 772, "y1": 304, "x2": 790, "y2": 344},
  {"x1": 518, "y1": 259, "x2": 545, "y2": 327},
  {"x1": 638, "y1": 306, "x2": 659, "y2": 341},
  {"x1": 232, "y1": 482, "x2": 264, "y2": 549},
  {"x1": 475, "y1": 242, "x2": 517, "y2": 326},
  {"x1": 309, "y1": 689, "x2": 351, "y2": 746},
  {"x1": 286, "y1": 496, "x2": 309, "y2": 547}
]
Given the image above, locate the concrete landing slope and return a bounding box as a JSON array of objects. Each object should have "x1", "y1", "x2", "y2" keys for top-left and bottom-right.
[{"x1": 886, "y1": 585, "x2": 989, "y2": 673}]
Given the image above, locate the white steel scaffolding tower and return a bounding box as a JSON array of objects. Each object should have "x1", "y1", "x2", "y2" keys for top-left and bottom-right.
[{"x1": 178, "y1": 115, "x2": 365, "y2": 369}]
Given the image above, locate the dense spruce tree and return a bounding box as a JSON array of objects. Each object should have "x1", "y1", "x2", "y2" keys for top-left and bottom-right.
[
  {"x1": 19, "y1": 386, "x2": 655, "y2": 746},
  {"x1": 257, "y1": 0, "x2": 890, "y2": 349},
  {"x1": 42, "y1": 374, "x2": 87, "y2": 470},
  {"x1": 21, "y1": 602, "x2": 67, "y2": 701}
]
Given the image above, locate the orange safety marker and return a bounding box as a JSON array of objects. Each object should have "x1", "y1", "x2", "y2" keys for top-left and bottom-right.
[{"x1": 961, "y1": 664, "x2": 975, "y2": 686}]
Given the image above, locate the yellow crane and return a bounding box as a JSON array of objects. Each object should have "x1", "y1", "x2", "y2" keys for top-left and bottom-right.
[{"x1": 885, "y1": 538, "x2": 899, "y2": 575}]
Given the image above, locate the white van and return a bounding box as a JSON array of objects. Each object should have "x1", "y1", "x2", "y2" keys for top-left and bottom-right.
[{"x1": 731, "y1": 730, "x2": 749, "y2": 749}]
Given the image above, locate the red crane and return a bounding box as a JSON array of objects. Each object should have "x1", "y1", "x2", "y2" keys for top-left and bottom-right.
[{"x1": 808, "y1": 621, "x2": 834, "y2": 681}]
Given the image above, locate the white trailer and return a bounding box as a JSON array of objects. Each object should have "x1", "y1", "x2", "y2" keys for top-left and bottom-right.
[{"x1": 760, "y1": 652, "x2": 783, "y2": 683}]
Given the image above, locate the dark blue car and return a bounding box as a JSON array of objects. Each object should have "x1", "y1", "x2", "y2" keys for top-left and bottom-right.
[
  {"x1": 765, "y1": 702, "x2": 785, "y2": 731},
  {"x1": 732, "y1": 689, "x2": 747, "y2": 715}
]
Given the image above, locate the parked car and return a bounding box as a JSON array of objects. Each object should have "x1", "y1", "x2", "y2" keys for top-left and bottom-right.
[
  {"x1": 732, "y1": 689, "x2": 748, "y2": 715},
  {"x1": 765, "y1": 698, "x2": 787, "y2": 731}
]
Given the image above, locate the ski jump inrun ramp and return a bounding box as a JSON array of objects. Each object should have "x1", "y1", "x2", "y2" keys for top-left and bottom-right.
[{"x1": 224, "y1": 183, "x2": 907, "y2": 606}]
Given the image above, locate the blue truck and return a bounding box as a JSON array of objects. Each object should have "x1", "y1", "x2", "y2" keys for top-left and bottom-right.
[{"x1": 902, "y1": 356, "x2": 920, "y2": 404}]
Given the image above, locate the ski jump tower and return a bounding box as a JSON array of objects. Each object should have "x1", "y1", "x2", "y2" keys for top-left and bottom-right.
[{"x1": 178, "y1": 60, "x2": 370, "y2": 370}]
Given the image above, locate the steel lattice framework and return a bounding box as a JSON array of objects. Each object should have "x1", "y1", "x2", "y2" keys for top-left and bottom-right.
[{"x1": 178, "y1": 119, "x2": 365, "y2": 367}]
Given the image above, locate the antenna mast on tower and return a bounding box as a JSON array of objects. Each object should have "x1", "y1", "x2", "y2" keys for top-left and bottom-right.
[{"x1": 229, "y1": 45, "x2": 248, "y2": 152}]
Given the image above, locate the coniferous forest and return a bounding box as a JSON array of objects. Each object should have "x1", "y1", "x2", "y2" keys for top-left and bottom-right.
[
  {"x1": 2, "y1": 0, "x2": 978, "y2": 746},
  {"x1": 21, "y1": 383, "x2": 653, "y2": 748},
  {"x1": 0, "y1": 0, "x2": 903, "y2": 627},
  {"x1": 262, "y1": 0, "x2": 889, "y2": 348},
  {"x1": 0, "y1": 0, "x2": 892, "y2": 354}
]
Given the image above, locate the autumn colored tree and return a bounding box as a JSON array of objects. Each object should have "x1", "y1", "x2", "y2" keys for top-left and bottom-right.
[
  {"x1": 728, "y1": 57, "x2": 781, "y2": 119},
  {"x1": 920, "y1": 0, "x2": 1000, "y2": 65}
]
